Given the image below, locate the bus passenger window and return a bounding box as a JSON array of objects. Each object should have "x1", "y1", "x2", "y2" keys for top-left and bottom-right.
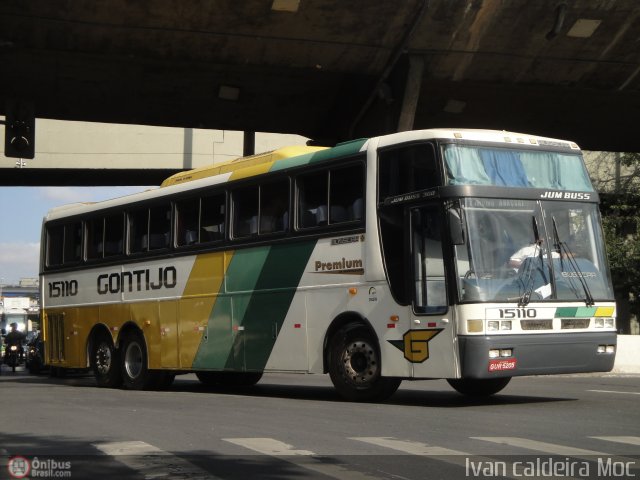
[
  {"x1": 261, "y1": 179, "x2": 289, "y2": 233},
  {"x1": 330, "y1": 163, "x2": 363, "y2": 223},
  {"x1": 86, "y1": 218, "x2": 104, "y2": 259},
  {"x1": 233, "y1": 185, "x2": 259, "y2": 238},
  {"x1": 297, "y1": 170, "x2": 327, "y2": 228},
  {"x1": 104, "y1": 214, "x2": 124, "y2": 257},
  {"x1": 201, "y1": 193, "x2": 225, "y2": 242},
  {"x1": 149, "y1": 204, "x2": 171, "y2": 250},
  {"x1": 176, "y1": 197, "x2": 200, "y2": 246},
  {"x1": 128, "y1": 209, "x2": 148, "y2": 253},
  {"x1": 64, "y1": 222, "x2": 83, "y2": 264},
  {"x1": 47, "y1": 225, "x2": 64, "y2": 267}
]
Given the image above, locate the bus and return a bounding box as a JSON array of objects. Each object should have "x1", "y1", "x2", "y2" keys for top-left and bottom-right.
[{"x1": 40, "y1": 129, "x2": 616, "y2": 401}]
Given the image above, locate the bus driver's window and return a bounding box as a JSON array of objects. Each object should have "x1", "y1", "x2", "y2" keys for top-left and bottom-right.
[{"x1": 411, "y1": 206, "x2": 447, "y2": 314}]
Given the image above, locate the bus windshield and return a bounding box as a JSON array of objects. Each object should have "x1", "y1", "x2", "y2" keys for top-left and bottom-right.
[
  {"x1": 443, "y1": 144, "x2": 593, "y2": 190},
  {"x1": 454, "y1": 198, "x2": 614, "y2": 303}
]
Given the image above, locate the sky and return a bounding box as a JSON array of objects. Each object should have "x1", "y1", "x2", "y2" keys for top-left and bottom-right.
[{"x1": 0, "y1": 186, "x2": 151, "y2": 285}]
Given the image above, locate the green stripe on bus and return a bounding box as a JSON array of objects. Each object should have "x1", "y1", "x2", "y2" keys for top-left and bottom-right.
[
  {"x1": 230, "y1": 241, "x2": 316, "y2": 370},
  {"x1": 192, "y1": 241, "x2": 316, "y2": 371},
  {"x1": 555, "y1": 307, "x2": 597, "y2": 317},
  {"x1": 270, "y1": 139, "x2": 368, "y2": 172}
]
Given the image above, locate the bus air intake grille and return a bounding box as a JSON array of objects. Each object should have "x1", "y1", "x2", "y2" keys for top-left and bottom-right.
[
  {"x1": 561, "y1": 318, "x2": 590, "y2": 329},
  {"x1": 520, "y1": 319, "x2": 553, "y2": 330}
]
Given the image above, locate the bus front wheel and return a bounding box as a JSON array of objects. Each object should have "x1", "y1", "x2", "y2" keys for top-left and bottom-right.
[
  {"x1": 91, "y1": 331, "x2": 122, "y2": 388},
  {"x1": 328, "y1": 324, "x2": 401, "y2": 402},
  {"x1": 447, "y1": 377, "x2": 511, "y2": 397}
]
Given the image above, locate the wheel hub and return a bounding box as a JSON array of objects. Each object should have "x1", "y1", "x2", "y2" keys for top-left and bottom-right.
[
  {"x1": 124, "y1": 341, "x2": 143, "y2": 379},
  {"x1": 341, "y1": 341, "x2": 378, "y2": 386},
  {"x1": 95, "y1": 343, "x2": 112, "y2": 375}
]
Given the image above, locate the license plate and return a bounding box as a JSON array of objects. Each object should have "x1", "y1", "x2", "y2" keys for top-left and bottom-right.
[{"x1": 488, "y1": 358, "x2": 517, "y2": 372}]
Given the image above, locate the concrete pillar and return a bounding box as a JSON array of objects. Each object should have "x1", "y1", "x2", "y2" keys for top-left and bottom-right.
[{"x1": 397, "y1": 56, "x2": 425, "y2": 132}]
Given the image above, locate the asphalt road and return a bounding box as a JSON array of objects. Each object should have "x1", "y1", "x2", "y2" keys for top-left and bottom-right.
[{"x1": 1, "y1": 365, "x2": 638, "y2": 480}]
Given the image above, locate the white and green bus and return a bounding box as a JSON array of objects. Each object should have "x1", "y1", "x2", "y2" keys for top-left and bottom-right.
[{"x1": 40, "y1": 129, "x2": 616, "y2": 401}]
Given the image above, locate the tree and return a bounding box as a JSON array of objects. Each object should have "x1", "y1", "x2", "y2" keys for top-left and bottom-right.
[{"x1": 587, "y1": 152, "x2": 640, "y2": 334}]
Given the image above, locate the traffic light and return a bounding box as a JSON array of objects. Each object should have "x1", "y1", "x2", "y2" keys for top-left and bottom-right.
[{"x1": 4, "y1": 100, "x2": 35, "y2": 159}]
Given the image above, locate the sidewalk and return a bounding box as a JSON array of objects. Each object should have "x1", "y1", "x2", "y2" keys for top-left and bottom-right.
[{"x1": 612, "y1": 334, "x2": 640, "y2": 374}]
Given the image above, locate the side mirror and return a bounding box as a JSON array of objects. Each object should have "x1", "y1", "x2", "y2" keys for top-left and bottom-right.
[{"x1": 448, "y1": 208, "x2": 465, "y2": 245}]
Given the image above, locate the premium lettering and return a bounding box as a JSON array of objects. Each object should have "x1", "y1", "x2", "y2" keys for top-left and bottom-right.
[
  {"x1": 97, "y1": 266, "x2": 177, "y2": 294},
  {"x1": 314, "y1": 258, "x2": 364, "y2": 274}
]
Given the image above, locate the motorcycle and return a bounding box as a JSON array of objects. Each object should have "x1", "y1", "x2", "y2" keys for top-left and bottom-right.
[
  {"x1": 7, "y1": 344, "x2": 19, "y2": 372},
  {"x1": 26, "y1": 334, "x2": 45, "y2": 374}
]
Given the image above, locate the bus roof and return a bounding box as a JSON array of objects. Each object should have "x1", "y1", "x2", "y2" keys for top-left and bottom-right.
[
  {"x1": 160, "y1": 145, "x2": 327, "y2": 187},
  {"x1": 375, "y1": 128, "x2": 581, "y2": 151},
  {"x1": 43, "y1": 129, "x2": 581, "y2": 222}
]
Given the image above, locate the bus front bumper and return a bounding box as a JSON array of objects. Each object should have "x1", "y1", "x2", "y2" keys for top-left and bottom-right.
[{"x1": 457, "y1": 332, "x2": 617, "y2": 379}]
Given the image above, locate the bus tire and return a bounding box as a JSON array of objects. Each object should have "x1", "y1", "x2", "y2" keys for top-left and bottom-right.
[
  {"x1": 328, "y1": 324, "x2": 401, "y2": 402},
  {"x1": 196, "y1": 371, "x2": 263, "y2": 387},
  {"x1": 120, "y1": 330, "x2": 153, "y2": 390},
  {"x1": 447, "y1": 377, "x2": 511, "y2": 397},
  {"x1": 91, "y1": 331, "x2": 122, "y2": 388}
]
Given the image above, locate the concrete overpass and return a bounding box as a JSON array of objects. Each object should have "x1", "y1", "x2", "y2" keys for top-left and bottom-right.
[{"x1": 1, "y1": 0, "x2": 640, "y2": 184}]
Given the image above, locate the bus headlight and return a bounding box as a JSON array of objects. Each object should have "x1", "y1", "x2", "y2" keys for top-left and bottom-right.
[
  {"x1": 488, "y1": 320, "x2": 511, "y2": 331},
  {"x1": 467, "y1": 319, "x2": 483, "y2": 333},
  {"x1": 595, "y1": 318, "x2": 615, "y2": 328},
  {"x1": 597, "y1": 345, "x2": 616, "y2": 354}
]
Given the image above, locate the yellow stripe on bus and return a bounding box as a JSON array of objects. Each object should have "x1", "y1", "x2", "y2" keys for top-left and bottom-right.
[
  {"x1": 594, "y1": 306, "x2": 615, "y2": 317},
  {"x1": 170, "y1": 251, "x2": 235, "y2": 369}
]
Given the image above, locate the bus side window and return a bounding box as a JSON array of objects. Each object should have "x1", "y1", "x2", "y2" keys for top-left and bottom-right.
[
  {"x1": 233, "y1": 185, "x2": 259, "y2": 238},
  {"x1": 128, "y1": 208, "x2": 149, "y2": 253},
  {"x1": 176, "y1": 197, "x2": 200, "y2": 246},
  {"x1": 86, "y1": 218, "x2": 104, "y2": 259},
  {"x1": 104, "y1": 214, "x2": 124, "y2": 257},
  {"x1": 64, "y1": 222, "x2": 83, "y2": 264},
  {"x1": 297, "y1": 170, "x2": 327, "y2": 228},
  {"x1": 261, "y1": 179, "x2": 289, "y2": 233},
  {"x1": 47, "y1": 225, "x2": 64, "y2": 267},
  {"x1": 149, "y1": 204, "x2": 171, "y2": 250},
  {"x1": 329, "y1": 163, "x2": 364, "y2": 223},
  {"x1": 379, "y1": 143, "x2": 439, "y2": 199},
  {"x1": 297, "y1": 161, "x2": 364, "y2": 229},
  {"x1": 201, "y1": 193, "x2": 225, "y2": 242}
]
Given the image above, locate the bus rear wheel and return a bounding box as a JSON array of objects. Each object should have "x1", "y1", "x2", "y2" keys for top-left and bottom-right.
[
  {"x1": 447, "y1": 377, "x2": 511, "y2": 397},
  {"x1": 120, "y1": 330, "x2": 162, "y2": 390},
  {"x1": 196, "y1": 371, "x2": 263, "y2": 387},
  {"x1": 92, "y1": 331, "x2": 122, "y2": 388},
  {"x1": 328, "y1": 324, "x2": 401, "y2": 402}
]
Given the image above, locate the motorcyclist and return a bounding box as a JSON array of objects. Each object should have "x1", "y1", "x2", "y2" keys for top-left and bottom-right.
[{"x1": 3, "y1": 323, "x2": 26, "y2": 364}]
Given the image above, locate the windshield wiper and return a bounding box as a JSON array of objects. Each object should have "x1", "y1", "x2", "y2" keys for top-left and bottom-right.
[
  {"x1": 518, "y1": 216, "x2": 545, "y2": 307},
  {"x1": 552, "y1": 217, "x2": 594, "y2": 306}
]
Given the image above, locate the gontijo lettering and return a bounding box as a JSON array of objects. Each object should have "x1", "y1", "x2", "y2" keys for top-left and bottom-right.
[{"x1": 97, "y1": 266, "x2": 177, "y2": 294}]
